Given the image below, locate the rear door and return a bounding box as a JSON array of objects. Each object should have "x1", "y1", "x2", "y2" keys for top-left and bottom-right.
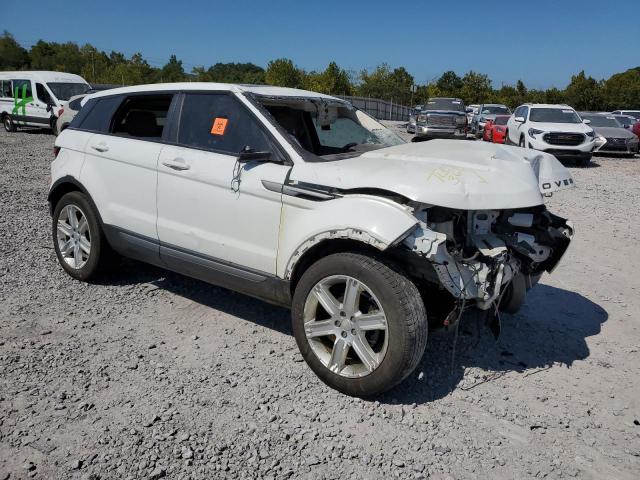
[
  {"x1": 156, "y1": 91, "x2": 290, "y2": 275},
  {"x1": 78, "y1": 93, "x2": 177, "y2": 261},
  {"x1": 10, "y1": 79, "x2": 43, "y2": 127}
]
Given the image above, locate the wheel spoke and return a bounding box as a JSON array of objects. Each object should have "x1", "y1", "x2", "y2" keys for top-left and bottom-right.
[
  {"x1": 79, "y1": 236, "x2": 91, "y2": 255},
  {"x1": 327, "y1": 338, "x2": 350, "y2": 374},
  {"x1": 61, "y1": 239, "x2": 74, "y2": 256},
  {"x1": 73, "y1": 243, "x2": 82, "y2": 268},
  {"x1": 355, "y1": 311, "x2": 387, "y2": 331},
  {"x1": 77, "y1": 217, "x2": 88, "y2": 235},
  {"x1": 305, "y1": 319, "x2": 336, "y2": 338},
  {"x1": 342, "y1": 278, "x2": 361, "y2": 316},
  {"x1": 57, "y1": 220, "x2": 72, "y2": 238},
  {"x1": 313, "y1": 283, "x2": 340, "y2": 317},
  {"x1": 67, "y1": 206, "x2": 79, "y2": 229},
  {"x1": 351, "y1": 335, "x2": 380, "y2": 372}
]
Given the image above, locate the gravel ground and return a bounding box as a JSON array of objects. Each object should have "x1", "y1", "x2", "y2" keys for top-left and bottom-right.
[{"x1": 1, "y1": 126, "x2": 639, "y2": 480}]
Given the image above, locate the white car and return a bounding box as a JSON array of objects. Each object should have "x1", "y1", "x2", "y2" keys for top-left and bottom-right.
[
  {"x1": 0, "y1": 71, "x2": 90, "y2": 133},
  {"x1": 50, "y1": 83, "x2": 575, "y2": 396},
  {"x1": 506, "y1": 104, "x2": 597, "y2": 166}
]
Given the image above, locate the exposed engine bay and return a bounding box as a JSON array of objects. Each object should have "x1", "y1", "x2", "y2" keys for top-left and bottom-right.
[{"x1": 400, "y1": 204, "x2": 573, "y2": 316}]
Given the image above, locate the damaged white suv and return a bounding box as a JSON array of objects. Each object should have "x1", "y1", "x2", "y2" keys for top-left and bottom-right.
[{"x1": 50, "y1": 83, "x2": 575, "y2": 396}]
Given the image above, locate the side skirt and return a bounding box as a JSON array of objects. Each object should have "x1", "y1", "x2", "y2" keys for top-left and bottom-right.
[{"x1": 102, "y1": 225, "x2": 292, "y2": 308}]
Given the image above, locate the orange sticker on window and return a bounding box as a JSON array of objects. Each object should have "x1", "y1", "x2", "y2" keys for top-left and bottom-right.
[{"x1": 211, "y1": 117, "x2": 228, "y2": 135}]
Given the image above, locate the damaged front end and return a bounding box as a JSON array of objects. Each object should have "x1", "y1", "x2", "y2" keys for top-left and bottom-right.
[{"x1": 398, "y1": 204, "x2": 573, "y2": 325}]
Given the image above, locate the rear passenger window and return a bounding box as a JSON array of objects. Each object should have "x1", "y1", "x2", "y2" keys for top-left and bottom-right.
[
  {"x1": 12, "y1": 79, "x2": 32, "y2": 100},
  {"x1": 111, "y1": 94, "x2": 173, "y2": 140},
  {"x1": 0, "y1": 80, "x2": 12, "y2": 98},
  {"x1": 178, "y1": 93, "x2": 270, "y2": 154},
  {"x1": 74, "y1": 96, "x2": 122, "y2": 133}
]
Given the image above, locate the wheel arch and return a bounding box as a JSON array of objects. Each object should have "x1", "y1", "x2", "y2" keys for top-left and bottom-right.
[{"x1": 48, "y1": 176, "x2": 104, "y2": 226}]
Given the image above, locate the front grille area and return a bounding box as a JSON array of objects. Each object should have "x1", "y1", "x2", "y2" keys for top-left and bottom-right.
[
  {"x1": 603, "y1": 137, "x2": 628, "y2": 151},
  {"x1": 543, "y1": 132, "x2": 585, "y2": 146},
  {"x1": 427, "y1": 114, "x2": 456, "y2": 127}
]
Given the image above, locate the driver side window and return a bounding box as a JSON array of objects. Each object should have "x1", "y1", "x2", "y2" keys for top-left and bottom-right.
[{"x1": 36, "y1": 83, "x2": 53, "y2": 105}]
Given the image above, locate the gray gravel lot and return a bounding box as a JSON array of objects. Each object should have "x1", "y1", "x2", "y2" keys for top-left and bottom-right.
[{"x1": 1, "y1": 127, "x2": 639, "y2": 480}]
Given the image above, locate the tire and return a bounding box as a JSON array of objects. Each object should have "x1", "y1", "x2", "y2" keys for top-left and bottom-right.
[
  {"x1": 3, "y1": 114, "x2": 16, "y2": 132},
  {"x1": 578, "y1": 155, "x2": 592, "y2": 167},
  {"x1": 519, "y1": 135, "x2": 526, "y2": 148},
  {"x1": 52, "y1": 191, "x2": 110, "y2": 281},
  {"x1": 291, "y1": 252, "x2": 428, "y2": 396}
]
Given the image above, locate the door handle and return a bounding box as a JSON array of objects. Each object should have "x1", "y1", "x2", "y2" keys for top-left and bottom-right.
[
  {"x1": 90, "y1": 143, "x2": 109, "y2": 152},
  {"x1": 162, "y1": 158, "x2": 190, "y2": 171}
]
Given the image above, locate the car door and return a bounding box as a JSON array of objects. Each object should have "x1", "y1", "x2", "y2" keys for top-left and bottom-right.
[
  {"x1": 78, "y1": 93, "x2": 176, "y2": 262},
  {"x1": 156, "y1": 91, "x2": 290, "y2": 276},
  {"x1": 10, "y1": 79, "x2": 40, "y2": 127},
  {"x1": 33, "y1": 82, "x2": 55, "y2": 126}
]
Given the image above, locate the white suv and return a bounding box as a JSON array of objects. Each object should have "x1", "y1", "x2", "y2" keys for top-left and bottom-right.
[
  {"x1": 50, "y1": 83, "x2": 575, "y2": 396},
  {"x1": 506, "y1": 104, "x2": 597, "y2": 166}
]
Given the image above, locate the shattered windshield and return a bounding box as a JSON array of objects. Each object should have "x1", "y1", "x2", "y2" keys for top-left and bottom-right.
[{"x1": 258, "y1": 97, "x2": 404, "y2": 159}]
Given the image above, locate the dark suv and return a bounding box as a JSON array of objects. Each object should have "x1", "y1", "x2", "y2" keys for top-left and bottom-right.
[{"x1": 414, "y1": 97, "x2": 468, "y2": 140}]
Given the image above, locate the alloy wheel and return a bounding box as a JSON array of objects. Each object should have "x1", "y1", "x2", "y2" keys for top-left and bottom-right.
[
  {"x1": 56, "y1": 204, "x2": 91, "y2": 269},
  {"x1": 303, "y1": 275, "x2": 388, "y2": 378}
]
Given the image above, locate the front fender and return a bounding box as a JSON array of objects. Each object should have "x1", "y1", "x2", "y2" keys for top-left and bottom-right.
[{"x1": 277, "y1": 194, "x2": 418, "y2": 278}]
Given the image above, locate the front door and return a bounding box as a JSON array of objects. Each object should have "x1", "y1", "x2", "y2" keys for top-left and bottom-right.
[
  {"x1": 11, "y1": 79, "x2": 41, "y2": 127},
  {"x1": 156, "y1": 92, "x2": 290, "y2": 275}
]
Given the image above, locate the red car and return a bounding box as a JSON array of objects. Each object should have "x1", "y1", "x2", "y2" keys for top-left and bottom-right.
[
  {"x1": 633, "y1": 121, "x2": 640, "y2": 139},
  {"x1": 483, "y1": 115, "x2": 510, "y2": 143}
]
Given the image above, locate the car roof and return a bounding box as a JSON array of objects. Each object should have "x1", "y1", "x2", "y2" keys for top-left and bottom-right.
[
  {"x1": 523, "y1": 103, "x2": 574, "y2": 109},
  {"x1": 87, "y1": 82, "x2": 344, "y2": 102},
  {"x1": 0, "y1": 70, "x2": 88, "y2": 83}
]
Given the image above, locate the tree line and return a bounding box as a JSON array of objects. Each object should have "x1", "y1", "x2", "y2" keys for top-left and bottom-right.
[{"x1": 1, "y1": 31, "x2": 638, "y2": 110}]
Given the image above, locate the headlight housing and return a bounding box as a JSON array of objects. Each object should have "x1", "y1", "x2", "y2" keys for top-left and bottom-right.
[
  {"x1": 456, "y1": 116, "x2": 467, "y2": 125},
  {"x1": 417, "y1": 114, "x2": 427, "y2": 123},
  {"x1": 585, "y1": 130, "x2": 596, "y2": 138},
  {"x1": 528, "y1": 128, "x2": 544, "y2": 137}
]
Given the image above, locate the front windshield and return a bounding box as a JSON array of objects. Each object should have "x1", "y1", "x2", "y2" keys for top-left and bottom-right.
[
  {"x1": 529, "y1": 108, "x2": 581, "y2": 124},
  {"x1": 614, "y1": 116, "x2": 634, "y2": 126},
  {"x1": 425, "y1": 98, "x2": 465, "y2": 112},
  {"x1": 47, "y1": 82, "x2": 90, "y2": 101},
  {"x1": 260, "y1": 98, "x2": 404, "y2": 159},
  {"x1": 622, "y1": 111, "x2": 640, "y2": 120},
  {"x1": 493, "y1": 116, "x2": 509, "y2": 126},
  {"x1": 482, "y1": 105, "x2": 510, "y2": 115},
  {"x1": 583, "y1": 115, "x2": 621, "y2": 128}
]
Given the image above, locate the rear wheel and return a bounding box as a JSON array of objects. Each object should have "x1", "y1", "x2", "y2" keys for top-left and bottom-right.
[
  {"x1": 52, "y1": 191, "x2": 110, "y2": 281},
  {"x1": 292, "y1": 252, "x2": 428, "y2": 396},
  {"x1": 3, "y1": 114, "x2": 16, "y2": 132}
]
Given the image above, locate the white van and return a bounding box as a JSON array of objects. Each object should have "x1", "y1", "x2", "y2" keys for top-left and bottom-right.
[{"x1": 0, "y1": 71, "x2": 90, "y2": 133}]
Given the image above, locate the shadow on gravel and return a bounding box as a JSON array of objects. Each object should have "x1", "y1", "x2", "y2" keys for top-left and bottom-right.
[
  {"x1": 97, "y1": 262, "x2": 607, "y2": 404},
  {"x1": 97, "y1": 259, "x2": 292, "y2": 334},
  {"x1": 378, "y1": 284, "x2": 608, "y2": 405}
]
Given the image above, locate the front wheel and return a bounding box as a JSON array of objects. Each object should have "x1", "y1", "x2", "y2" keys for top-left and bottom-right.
[
  {"x1": 3, "y1": 114, "x2": 16, "y2": 132},
  {"x1": 292, "y1": 252, "x2": 428, "y2": 396},
  {"x1": 519, "y1": 135, "x2": 526, "y2": 148}
]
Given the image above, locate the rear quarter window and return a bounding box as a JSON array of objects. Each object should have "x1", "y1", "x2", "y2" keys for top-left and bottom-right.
[{"x1": 72, "y1": 96, "x2": 122, "y2": 132}]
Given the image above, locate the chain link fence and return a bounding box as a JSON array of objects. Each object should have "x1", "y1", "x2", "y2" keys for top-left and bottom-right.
[{"x1": 336, "y1": 95, "x2": 411, "y2": 122}]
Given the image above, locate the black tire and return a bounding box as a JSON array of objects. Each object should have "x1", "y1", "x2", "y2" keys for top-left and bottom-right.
[
  {"x1": 578, "y1": 155, "x2": 592, "y2": 167},
  {"x1": 291, "y1": 252, "x2": 428, "y2": 396},
  {"x1": 3, "y1": 114, "x2": 16, "y2": 132},
  {"x1": 52, "y1": 191, "x2": 109, "y2": 281},
  {"x1": 519, "y1": 135, "x2": 525, "y2": 148}
]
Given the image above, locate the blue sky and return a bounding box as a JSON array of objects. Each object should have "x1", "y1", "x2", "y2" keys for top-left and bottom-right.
[{"x1": 3, "y1": 0, "x2": 638, "y2": 89}]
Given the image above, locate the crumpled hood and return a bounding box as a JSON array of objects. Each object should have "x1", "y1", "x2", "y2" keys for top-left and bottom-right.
[{"x1": 291, "y1": 140, "x2": 575, "y2": 210}]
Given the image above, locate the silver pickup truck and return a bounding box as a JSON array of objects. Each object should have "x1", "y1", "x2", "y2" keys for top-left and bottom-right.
[{"x1": 414, "y1": 97, "x2": 468, "y2": 140}]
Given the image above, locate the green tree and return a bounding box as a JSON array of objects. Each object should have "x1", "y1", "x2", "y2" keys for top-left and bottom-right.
[
  {"x1": 265, "y1": 58, "x2": 303, "y2": 88},
  {"x1": 435, "y1": 71, "x2": 463, "y2": 97},
  {"x1": 564, "y1": 71, "x2": 603, "y2": 110},
  {"x1": 460, "y1": 71, "x2": 492, "y2": 104},
  {"x1": 358, "y1": 64, "x2": 413, "y2": 103},
  {"x1": 159, "y1": 55, "x2": 186, "y2": 82},
  {"x1": 0, "y1": 31, "x2": 29, "y2": 69},
  {"x1": 603, "y1": 67, "x2": 640, "y2": 109}
]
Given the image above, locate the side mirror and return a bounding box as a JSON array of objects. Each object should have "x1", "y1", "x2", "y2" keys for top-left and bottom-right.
[
  {"x1": 583, "y1": 119, "x2": 591, "y2": 124},
  {"x1": 238, "y1": 147, "x2": 271, "y2": 163},
  {"x1": 515, "y1": 116, "x2": 525, "y2": 123}
]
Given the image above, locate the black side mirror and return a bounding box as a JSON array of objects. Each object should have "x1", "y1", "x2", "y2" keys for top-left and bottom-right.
[{"x1": 238, "y1": 147, "x2": 271, "y2": 163}]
